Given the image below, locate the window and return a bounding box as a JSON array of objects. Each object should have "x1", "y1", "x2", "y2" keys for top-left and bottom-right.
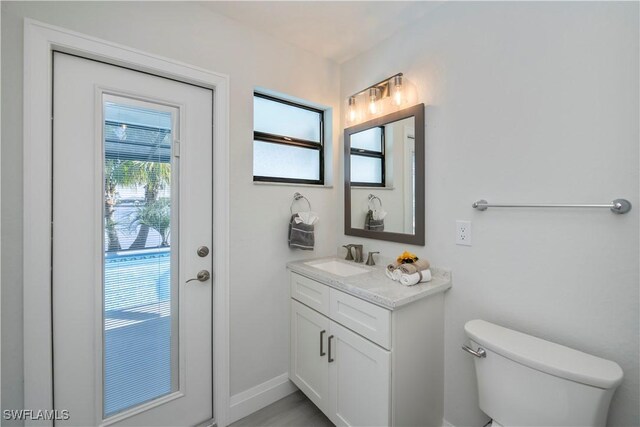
[
  {"x1": 350, "y1": 126, "x2": 385, "y2": 186},
  {"x1": 253, "y1": 93, "x2": 324, "y2": 184}
]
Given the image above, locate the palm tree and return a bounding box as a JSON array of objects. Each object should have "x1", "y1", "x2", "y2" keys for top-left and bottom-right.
[
  {"x1": 127, "y1": 161, "x2": 171, "y2": 250},
  {"x1": 130, "y1": 199, "x2": 171, "y2": 247},
  {"x1": 105, "y1": 159, "x2": 138, "y2": 251}
]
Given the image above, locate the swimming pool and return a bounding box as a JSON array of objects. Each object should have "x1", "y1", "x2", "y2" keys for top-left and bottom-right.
[{"x1": 104, "y1": 248, "x2": 173, "y2": 417}]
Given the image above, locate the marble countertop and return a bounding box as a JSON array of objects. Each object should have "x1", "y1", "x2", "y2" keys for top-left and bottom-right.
[{"x1": 286, "y1": 256, "x2": 452, "y2": 310}]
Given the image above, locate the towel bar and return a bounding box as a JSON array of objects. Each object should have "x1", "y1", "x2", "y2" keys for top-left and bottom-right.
[{"x1": 472, "y1": 198, "x2": 631, "y2": 214}]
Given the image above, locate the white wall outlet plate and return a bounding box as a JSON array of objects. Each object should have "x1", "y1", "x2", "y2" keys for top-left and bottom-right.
[{"x1": 456, "y1": 220, "x2": 472, "y2": 246}]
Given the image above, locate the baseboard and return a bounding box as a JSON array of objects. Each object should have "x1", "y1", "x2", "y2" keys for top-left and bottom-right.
[
  {"x1": 228, "y1": 373, "x2": 298, "y2": 424},
  {"x1": 442, "y1": 419, "x2": 455, "y2": 427}
]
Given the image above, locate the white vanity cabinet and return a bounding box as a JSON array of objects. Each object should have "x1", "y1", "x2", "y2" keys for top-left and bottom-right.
[
  {"x1": 289, "y1": 270, "x2": 447, "y2": 427},
  {"x1": 291, "y1": 299, "x2": 390, "y2": 426}
]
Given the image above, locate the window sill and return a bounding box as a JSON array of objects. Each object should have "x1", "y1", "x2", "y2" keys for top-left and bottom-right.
[
  {"x1": 350, "y1": 186, "x2": 395, "y2": 190},
  {"x1": 253, "y1": 180, "x2": 333, "y2": 189}
]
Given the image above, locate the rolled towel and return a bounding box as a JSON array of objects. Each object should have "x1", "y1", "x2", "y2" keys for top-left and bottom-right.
[
  {"x1": 385, "y1": 268, "x2": 395, "y2": 280},
  {"x1": 392, "y1": 269, "x2": 402, "y2": 281},
  {"x1": 385, "y1": 262, "x2": 400, "y2": 280},
  {"x1": 399, "y1": 269, "x2": 432, "y2": 286},
  {"x1": 397, "y1": 258, "x2": 430, "y2": 275}
]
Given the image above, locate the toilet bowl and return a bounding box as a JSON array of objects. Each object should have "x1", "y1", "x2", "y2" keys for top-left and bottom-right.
[{"x1": 463, "y1": 319, "x2": 623, "y2": 427}]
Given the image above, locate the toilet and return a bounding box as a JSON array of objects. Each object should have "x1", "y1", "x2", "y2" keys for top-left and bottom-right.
[{"x1": 463, "y1": 319, "x2": 623, "y2": 427}]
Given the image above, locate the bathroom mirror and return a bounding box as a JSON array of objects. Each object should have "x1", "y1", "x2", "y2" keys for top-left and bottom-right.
[{"x1": 344, "y1": 103, "x2": 425, "y2": 245}]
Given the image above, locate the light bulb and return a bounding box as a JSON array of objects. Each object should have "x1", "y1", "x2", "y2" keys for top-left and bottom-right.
[
  {"x1": 391, "y1": 75, "x2": 403, "y2": 106},
  {"x1": 347, "y1": 96, "x2": 357, "y2": 123},
  {"x1": 368, "y1": 88, "x2": 379, "y2": 115}
]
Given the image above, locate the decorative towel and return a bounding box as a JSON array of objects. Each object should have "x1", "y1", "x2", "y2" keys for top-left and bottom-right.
[
  {"x1": 399, "y1": 269, "x2": 432, "y2": 286},
  {"x1": 385, "y1": 262, "x2": 404, "y2": 281},
  {"x1": 385, "y1": 262, "x2": 399, "y2": 280},
  {"x1": 397, "y1": 259, "x2": 430, "y2": 275},
  {"x1": 365, "y1": 209, "x2": 384, "y2": 231},
  {"x1": 288, "y1": 213, "x2": 314, "y2": 250}
]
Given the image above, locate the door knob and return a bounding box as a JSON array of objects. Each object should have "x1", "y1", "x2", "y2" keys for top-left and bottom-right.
[{"x1": 186, "y1": 270, "x2": 210, "y2": 283}]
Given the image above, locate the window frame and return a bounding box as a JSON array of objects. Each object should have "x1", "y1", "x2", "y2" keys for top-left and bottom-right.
[
  {"x1": 349, "y1": 126, "x2": 385, "y2": 187},
  {"x1": 253, "y1": 92, "x2": 325, "y2": 185}
]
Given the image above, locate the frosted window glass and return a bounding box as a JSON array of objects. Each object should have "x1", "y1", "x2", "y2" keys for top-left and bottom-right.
[
  {"x1": 351, "y1": 155, "x2": 382, "y2": 184},
  {"x1": 254, "y1": 141, "x2": 320, "y2": 181},
  {"x1": 351, "y1": 127, "x2": 382, "y2": 152},
  {"x1": 103, "y1": 99, "x2": 177, "y2": 418},
  {"x1": 254, "y1": 96, "x2": 321, "y2": 142}
]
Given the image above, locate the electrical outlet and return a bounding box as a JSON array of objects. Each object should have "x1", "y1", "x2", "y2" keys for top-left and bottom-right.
[{"x1": 456, "y1": 220, "x2": 472, "y2": 246}]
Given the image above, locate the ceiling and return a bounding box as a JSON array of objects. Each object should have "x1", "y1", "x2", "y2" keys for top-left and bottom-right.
[{"x1": 200, "y1": 1, "x2": 443, "y2": 64}]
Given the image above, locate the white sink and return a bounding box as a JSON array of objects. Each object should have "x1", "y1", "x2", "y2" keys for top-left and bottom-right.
[{"x1": 305, "y1": 260, "x2": 369, "y2": 277}]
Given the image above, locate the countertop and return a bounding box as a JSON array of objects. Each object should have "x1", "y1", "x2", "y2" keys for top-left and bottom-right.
[{"x1": 286, "y1": 256, "x2": 452, "y2": 310}]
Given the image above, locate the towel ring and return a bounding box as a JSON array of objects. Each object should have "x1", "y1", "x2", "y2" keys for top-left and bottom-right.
[
  {"x1": 291, "y1": 192, "x2": 312, "y2": 214},
  {"x1": 368, "y1": 194, "x2": 382, "y2": 210}
]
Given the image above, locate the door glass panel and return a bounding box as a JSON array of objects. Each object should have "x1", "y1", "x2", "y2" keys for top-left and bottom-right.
[{"x1": 103, "y1": 97, "x2": 178, "y2": 418}]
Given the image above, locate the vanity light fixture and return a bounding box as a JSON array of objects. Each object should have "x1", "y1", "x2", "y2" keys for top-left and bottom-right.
[{"x1": 345, "y1": 72, "x2": 410, "y2": 125}]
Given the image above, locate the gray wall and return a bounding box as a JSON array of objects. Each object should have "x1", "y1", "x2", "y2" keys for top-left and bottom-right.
[
  {"x1": 1, "y1": 1, "x2": 340, "y2": 419},
  {"x1": 339, "y1": 2, "x2": 639, "y2": 426}
]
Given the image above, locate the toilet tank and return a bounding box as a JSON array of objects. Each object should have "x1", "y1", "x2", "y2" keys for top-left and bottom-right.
[{"x1": 464, "y1": 320, "x2": 623, "y2": 427}]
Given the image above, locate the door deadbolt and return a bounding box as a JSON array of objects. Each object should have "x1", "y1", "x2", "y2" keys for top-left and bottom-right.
[{"x1": 197, "y1": 246, "x2": 209, "y2": 257}]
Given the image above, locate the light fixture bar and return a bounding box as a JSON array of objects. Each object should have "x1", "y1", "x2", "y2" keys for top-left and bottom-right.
[{"x1": 349, "y1": 72, "x2": 403, "y2": 99}]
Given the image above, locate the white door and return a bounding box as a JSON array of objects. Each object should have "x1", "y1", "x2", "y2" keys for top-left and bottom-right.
[
  {"x1": 328, "y1": 321, "x2": 390, "y2": 427},
  {"x1": 290, "y1": 300, "x2": 330, "y2": 412},
  {"x1": 52, "y1": 52, "x2": 213, "y2": 426}
]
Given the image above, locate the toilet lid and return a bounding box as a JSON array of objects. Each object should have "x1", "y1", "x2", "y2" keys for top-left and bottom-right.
[{"x1": 465, "y1": 319, "x2": 623, "y2": 389}]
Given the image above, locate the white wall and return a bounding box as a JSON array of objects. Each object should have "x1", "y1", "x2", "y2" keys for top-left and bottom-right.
[
  {"x1": 1, "y1": 1, "x2": 340, "y2": 422},
  {"x1": 340, "y1": 2, "x2": 639, "y2": 426}
]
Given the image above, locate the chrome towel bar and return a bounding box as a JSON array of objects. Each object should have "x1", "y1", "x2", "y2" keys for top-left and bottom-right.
[{"x1": 472, "y1": 198, "x2": 632, "y2": 214}]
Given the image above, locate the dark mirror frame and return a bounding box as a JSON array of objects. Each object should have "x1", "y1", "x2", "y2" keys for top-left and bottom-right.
[{"x1": 344, "y1": 103, "x2": 425, "y2": 245}]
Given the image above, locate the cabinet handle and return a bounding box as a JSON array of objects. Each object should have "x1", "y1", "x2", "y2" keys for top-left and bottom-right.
[
  {"x1": 320, "y1": 330, "x2": 326, "y2": 356},
  {"x1": 328, "y1": 335, "x2": 335, "y2": 363}
]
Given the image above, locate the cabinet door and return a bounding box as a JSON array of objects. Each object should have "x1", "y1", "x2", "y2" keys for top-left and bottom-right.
[
  {"x1": 290, "y1": 300, "x2": 330, "y2": 413},
  {"x1": 328, "y1": 321, "x2": 391, "y2": 427}
]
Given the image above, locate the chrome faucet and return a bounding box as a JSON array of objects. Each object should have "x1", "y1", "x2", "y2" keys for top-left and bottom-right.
[{"x1": 352, "y1": 245, "x2": 364, "y2": 263}]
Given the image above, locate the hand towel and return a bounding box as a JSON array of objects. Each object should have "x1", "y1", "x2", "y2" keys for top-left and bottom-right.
[
  {"x1": 365, "y1": 209, "x2": 384, "y2": 231},
  {"x1": 372, "y1": 209, "x2": 387, "y2": 221},
  {"x1": 288, "y1": 213, "x2": 314, "y2": 250},
  {"x1": 399, "y1": 269, "x2": 432, "y2": 286},
  {"x1": 397, "y1": 258, "x2": 430, "y2": 275},
  {"x1": 295, "y1": 211, "x2": 319, "y2": 225}
]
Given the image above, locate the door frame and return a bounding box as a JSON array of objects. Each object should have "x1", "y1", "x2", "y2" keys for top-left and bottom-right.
[{"x1": 23, "y1": 19, "x2": 230, "y2": 427}]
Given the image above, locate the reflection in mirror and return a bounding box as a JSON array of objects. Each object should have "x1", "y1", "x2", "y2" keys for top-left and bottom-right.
[
  {"x1": 345, "y1": 104, "x2": 424, "y2": 245},
  {"x1": 350, "y1": 116, "x2": 415, "y2": 234}
]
